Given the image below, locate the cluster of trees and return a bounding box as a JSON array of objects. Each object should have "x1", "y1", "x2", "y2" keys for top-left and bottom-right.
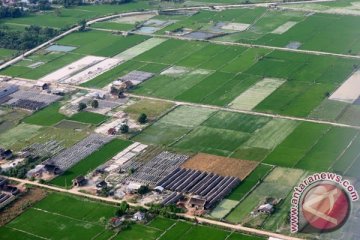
[
  {"x1": 148, "y1": 203, "x2": 184, "y2": 219},
  {"x1": 0, "y1": 25, "x2": 59, "y2": 50},
  {"x1": 51, "y1": 0, "x2": 83, "y2": 7},
  {"x1": 28, "y1": 0, "x2": 52, "y2": 10},
  {"x1": 0, "y1": 6, "x2": 25, "y2": 18},
  {"x1": 137, "y1": 113, "x2": 147, "y2": 124},
  {"x1": 77, "y1": 100, "x2": 98, "y2": 112}
]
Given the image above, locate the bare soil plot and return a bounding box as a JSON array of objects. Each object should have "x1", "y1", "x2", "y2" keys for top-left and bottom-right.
[
  {"x1": 181, "y1": 153, "x2": 258, "y2": 180},
  {"x1": 39, "y1": 55, "x2": 105, "y2": 82},
  {"x1": 229, "y1": 78, "x2": 286, "y2": 110},
  {"x1": 61, "y1": 58, "x2": 122, "y2": 85},
  {"x1": 329, "y1": 70, "x2": 360, "y2": 103},
  {"x1": 271, "y1": 21, "x2": 298, "y2": 34},
  {"x1": 221, "y1": 23, "x2": 250, "y2": 32}
]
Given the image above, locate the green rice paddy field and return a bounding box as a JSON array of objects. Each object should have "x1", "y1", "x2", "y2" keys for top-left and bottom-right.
[
  {"x1": 0, "y1": 30, "x2": 149, "y2": 80},
  {"x1": 154, "y1": 8, "x2": 360, "y2": 55},
  {"x1": 113, "y1": 38, "x2": 359, "y2": 118},
  {"x1": 134, "y1": 105, "x2": 360, "y2": 177},
  {"x1": 0, "y1": 192, "x2": 264, "y2": 240},
  {"x1": 0, "y1": 2, "x2": 154, "y2": 29},
  {"x1": 23, "y1": 101, "x2": 109, "y2": 126},
  {"x1": 0, "y1": 48, "x2": 16, "y2": 62},
  {"x1": 225, "y1": 167, "x2": 306, "y2": 227}
]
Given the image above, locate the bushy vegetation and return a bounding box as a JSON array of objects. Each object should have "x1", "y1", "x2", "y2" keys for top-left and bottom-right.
[
  {"x1": 0, "y1": 6, "x2": 25, "y2": 18},
  {"x1": 0, "y1": 25, "x2": 59, "y2": 50}
]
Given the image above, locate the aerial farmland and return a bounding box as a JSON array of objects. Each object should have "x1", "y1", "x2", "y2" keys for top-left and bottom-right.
[{"x1": 0, "y1": 0, "x2": 360, "y2": 239}]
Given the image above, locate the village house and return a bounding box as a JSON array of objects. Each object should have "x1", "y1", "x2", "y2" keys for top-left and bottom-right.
[
  {"x1": 187, "y1": 196, "x2": 206, "y2": 210},
  {"x1": 132, "y1": 211, "x2": 146, "y2": 221}
]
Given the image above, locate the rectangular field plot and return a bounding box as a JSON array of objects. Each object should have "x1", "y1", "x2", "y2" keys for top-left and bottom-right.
[
  {"x1": 175, "y1": 71, "x2": 238, "y2": 104},
  {"x1": 181, "y1": 153, "x2": 258, "y2": 180},
  {"x1": 173, "y1": 126, "x2": 251, "y2": 156},
  {"x1": 226, "y1": 164, "x2": 273, "y2": 201},
  {"x1": 210, "y1": 199, "x2": 239, "y2": 219},
  {"x1": 158, "y1": 106, "x2": 215, "y2": 128},
  {"x1": 332, "y1": 133, "x2": 360, "y2": 176},
  {"x1": 330, "y1": 71, "x2": 360, "y2": 103},
  {"x1": 56, "y1": 30, "x2": 149, "y2": 57},
  {"x1": 225, "y1": 167, "x2": 305, "y2": 225},
  {"x1": 49, "y1": 138, "x2": 132, "y2": 187},
  {"x1": 243, "y1": 118, "x2": 298, "y2": 150},
  {"x1": 113, "y1": 223, "x2": 162, "y2": 240},
  {"x1": 40, "y1": 55, "x2": 105, "y2": 83},
  {"x1": 295, "y1": 127, "x2": 359, "y2": 171},
  {"x1": 0, "y1": 48, "x2": 16, "y2": 61},
  {"x1": 133, "y1": 67, "x2": 213, "y2": 99},
  {"x1": 271, "y1": 21, "x2": 298, "y2": 34},
  {"x1": 147, "y1": 217, "x2": 176, "y2": 231},
  {"x1": 0, "y1": 123, "x2": 43, "y2": 151},
  {"x1": 23, "y1": 102, "x2": 66, "y2": 126},
  {"x1": 60, "y1": 58, "x2": 122, "y2": 85},
  {"x1": 263, "y1": 122, "x2": 330, "y2": 167},
  {"x1": 133, "y1": 39, "x2": 208, "y2": 65},
  {"x1": 338, "y1": 104, "x2": 360, "y2": 126},
  {"x1": 133, "y1": 122, "x2": 192, "y2": 146},
  {"x1": 229, "y1": 78, "x2": 286, "y2": 110},
  {"x1": 308, "y1": 99, "x2": 349, "y2": 121}
]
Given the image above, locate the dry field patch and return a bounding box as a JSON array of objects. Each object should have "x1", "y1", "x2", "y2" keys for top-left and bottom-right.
[{"x1": 181, "y1": 153, "x2": 258, "y2": 180}]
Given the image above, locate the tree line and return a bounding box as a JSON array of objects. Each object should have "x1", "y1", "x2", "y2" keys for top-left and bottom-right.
[
  {"x1": 0, "y1": 25, "x2": 59, "y2": 50},
  {"x1": 0, "y1": 6, "x2": 25, "y2": 18}
]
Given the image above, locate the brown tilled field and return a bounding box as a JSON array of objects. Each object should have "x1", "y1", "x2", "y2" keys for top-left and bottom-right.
[{"x1": 181, "y1": 153, "x2": 258, "y2": 180}]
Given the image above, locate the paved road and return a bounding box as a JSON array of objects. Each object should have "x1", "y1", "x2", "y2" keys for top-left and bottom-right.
[{"x1": 6, "y1": 176, "x2": 303, "y2": 240}]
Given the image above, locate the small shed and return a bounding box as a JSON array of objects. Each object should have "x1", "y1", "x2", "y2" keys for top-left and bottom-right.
[
  {"x1": 257, "y1": 203, "x2": 274, "y2": 214},
  {"x1": 154, "y1": 186, "x2": 164, "y2": 193},
  {"x1": 0, "y1": 150, "x2": 13, "y2": 160},
  {"x1": 72, "y1": 176, "x2": 87, "y2": 187}
]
